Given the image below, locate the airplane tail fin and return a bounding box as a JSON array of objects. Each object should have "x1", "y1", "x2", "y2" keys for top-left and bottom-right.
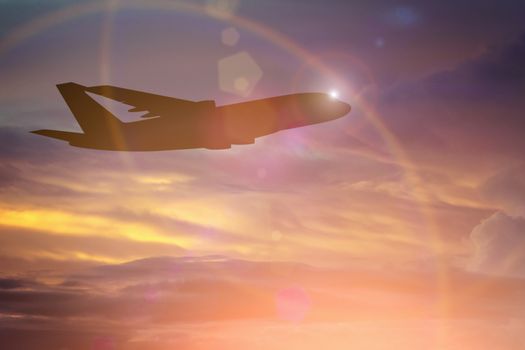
[
  {"x1": 31, "y1": 129, "x2": 82, "y2": 143},
  {"x1": 56, "y1": 82, "x2": 123, "y2": 136}
]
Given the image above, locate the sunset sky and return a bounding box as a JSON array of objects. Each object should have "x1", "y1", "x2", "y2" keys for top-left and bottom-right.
[{"x1": 1, "y1": 0, "x2": 525, "y2": 349}]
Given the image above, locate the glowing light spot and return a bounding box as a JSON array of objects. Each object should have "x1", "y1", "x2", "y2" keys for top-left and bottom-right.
[
  {"x1": 234, "y1": 77, "x2": 249, "y2": 92},
  {"x1": 375, "y1": 37, "x2": 385, "y2": 48},
  {"x1": 218, "y1": 51, "x2": 263, "y2": 96},
  {"x1": 275, "y1": 286, "x2": 311, "y2": 322},
  {"x1": 221, "y1": 27, "x2": 240, "y2": 46},
  {"x1": 329, "y1": 89, "x2": 339, "y2": 99}
]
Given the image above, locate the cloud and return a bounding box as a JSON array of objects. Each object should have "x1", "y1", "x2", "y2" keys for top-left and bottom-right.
[
  {"x1": 0, "y1": 226, "x2": 186, "y2": 267},
  {"x1": 0, "y1": 163, "x2": 20, "y2": 188},
  {"x1": 469, "y1": 212, "x2": 525, "y2": 278},
  {"x1": 0, "y1": 256, "x2": 525, "y2": 349},
  {"x1": 469, "y1": 165, "x2": 525, "y2": 278},
  {"x1": 396, "y1": 32, "x2": 525, "y2": 277},
  {"x1": 480, "y1": 164, "x2": 525, "y2": 216},
  {"x1": 0, "y1": 278, "x2": 30, "y2": 289},
  {"x1": 380, "y1": 32, "x2": 525, "y2": 159},
  {"x1": 2, "y1": 124, "x2": 475, "y2": 266},
  {"x1": 1, "y1": 255, "x2": 524, "y2": 322},
  {"x1": 418, "y1": 32, "x2": 525, "y2": 100},
  {"x1": 0, "y1": 127, "x2": 64, "y2": 162}
]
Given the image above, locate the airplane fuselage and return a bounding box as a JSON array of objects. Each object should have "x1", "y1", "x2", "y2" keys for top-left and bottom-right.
[{"x1": 33, "y1": 83, "x2": 351, "y2": 151}]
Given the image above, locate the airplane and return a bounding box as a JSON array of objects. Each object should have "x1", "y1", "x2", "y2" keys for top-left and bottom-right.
[{"x1": 32, "y1": 82, "x2": 351, "y2": 151}]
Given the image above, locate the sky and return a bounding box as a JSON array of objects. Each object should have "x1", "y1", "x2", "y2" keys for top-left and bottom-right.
[{"x1": 1, "y1": 0, "x2": 525, "y2": 349}]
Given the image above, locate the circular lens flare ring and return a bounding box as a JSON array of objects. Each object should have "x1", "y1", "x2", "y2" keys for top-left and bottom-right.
[{"x1": 0, "y1": 0, "x2": 450, "y2": 328}]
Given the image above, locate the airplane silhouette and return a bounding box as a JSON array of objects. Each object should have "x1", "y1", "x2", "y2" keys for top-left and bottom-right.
[{"x1": 32, "y1": 83, "x2": 351, "y2": 151}]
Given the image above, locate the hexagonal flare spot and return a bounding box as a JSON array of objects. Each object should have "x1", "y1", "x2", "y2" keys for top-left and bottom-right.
[
  {"x1": 218, "y1": 51, "x2": 263, "y2": 97},
  {"x1": 221, "y1": 27, "x2": 240, "y2": 46}
]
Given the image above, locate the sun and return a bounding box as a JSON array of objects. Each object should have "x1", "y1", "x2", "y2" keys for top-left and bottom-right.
[{"x1": 329, "y1": 89, "x2": 339, "y2": 99}]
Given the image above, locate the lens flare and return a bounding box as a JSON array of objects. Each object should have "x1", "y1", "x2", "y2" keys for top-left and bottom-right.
[{"x1": 329, "y1": 89, "x2": 339, "y2": 99}]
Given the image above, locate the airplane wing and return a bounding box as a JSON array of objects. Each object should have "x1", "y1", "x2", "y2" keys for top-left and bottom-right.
[{"x1": 86, "y1": 85, "x2": 214, "y2": 118}]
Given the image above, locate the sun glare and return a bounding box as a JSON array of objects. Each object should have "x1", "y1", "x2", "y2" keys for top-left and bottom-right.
[{"x1": 329, "y1": 89, "x2": 339, "y2": 99}]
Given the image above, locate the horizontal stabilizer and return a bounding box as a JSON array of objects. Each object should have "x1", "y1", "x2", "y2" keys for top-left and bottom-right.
[{"x1": 31, "y1": 129, "x2": 83, "y2": 142}]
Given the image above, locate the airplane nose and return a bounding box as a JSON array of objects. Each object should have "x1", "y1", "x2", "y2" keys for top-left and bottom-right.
[
  {"x1": 335, "y1": 101, "x2": 351, "y2": 118},
  {"x1": 341, "y1": 102, "x2": 351, "y2": 115}
]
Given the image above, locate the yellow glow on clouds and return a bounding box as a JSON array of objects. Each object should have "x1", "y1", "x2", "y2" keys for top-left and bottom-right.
[
  {"x1": 34, "y1": 250, "x2": 125, "y2": 265},
  {"x1": 133, "y1": 173, "x2": 193, "y2": 185},
  {"x1": 154, "y1": 198, "x2": 243, "y2": 232},
  {"x1": 0, "y1": 207, "x2": 197, "y2": 248}
]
